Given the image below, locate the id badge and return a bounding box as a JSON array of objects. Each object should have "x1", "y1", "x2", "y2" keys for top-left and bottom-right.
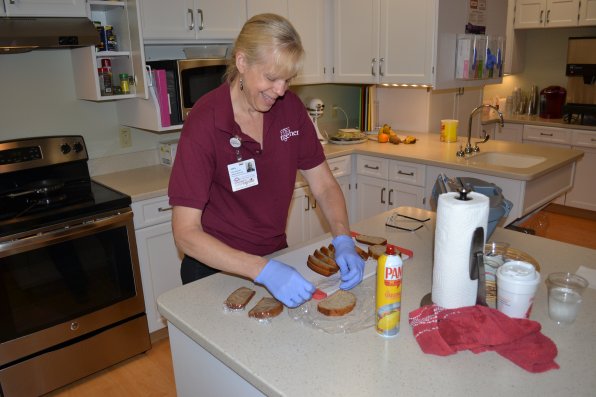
[{"x1": 228, "y1": 159, "x2": 258, "y2": 192}]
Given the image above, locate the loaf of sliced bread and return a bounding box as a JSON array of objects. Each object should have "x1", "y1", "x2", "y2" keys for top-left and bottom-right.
[
  {"x1": 317, "y1": 290, "x2": 356, "y2": 316},
  {"x1": 307, "y1": 254, "x2": 339, "y2": 277},
  {"x1": 224, "y1": 287, "x2": 256, "y2": 310},
  {"x1": 320, "y1": 245, "x2": 335, "y2": 259},
  {"x1": 248, "y1": 297, "x2": 283, "y2": 319},
  {"x1": 355, "y1": 234, "x2": 387, "y2": 246}
]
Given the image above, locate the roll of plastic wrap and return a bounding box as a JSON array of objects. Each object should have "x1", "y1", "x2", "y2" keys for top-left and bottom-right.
[{"x1": 432, "y1": 192, "x2": 489, "y2": 308}]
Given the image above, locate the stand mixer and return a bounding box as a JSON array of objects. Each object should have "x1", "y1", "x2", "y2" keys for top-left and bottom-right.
[{"x1": 307, "y1": 98, "x2": 328, "y2": 144}]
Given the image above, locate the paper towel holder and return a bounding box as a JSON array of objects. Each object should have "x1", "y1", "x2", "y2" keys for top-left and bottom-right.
[{"x1": 456, "y1": 187, "x2": 473, "y2": 201}]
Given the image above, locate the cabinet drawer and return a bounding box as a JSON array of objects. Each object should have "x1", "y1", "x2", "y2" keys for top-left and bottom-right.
[
  {"x1": 572, "y1": 131, "x2": 596, "y2": 149},
  {"x1": 131, "y1": 196, "x2": 173, "y2": 229},
  {"x1": 327, "y1": 155, "x2": 352, "y2": 178},
  {"x1": 388, "y1": 160, "x2": 426, "y2": 187},
  {"x1": 356, "y1": 155, "x2": 389, "y2": 179},
  {"x1": 523, "y1": 125, "x2": 572, "y2": 145}
]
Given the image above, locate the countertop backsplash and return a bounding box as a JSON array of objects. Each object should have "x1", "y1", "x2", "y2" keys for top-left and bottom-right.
[{"x1": 89, "y1": 149, "x2": 160, "y2": 177}]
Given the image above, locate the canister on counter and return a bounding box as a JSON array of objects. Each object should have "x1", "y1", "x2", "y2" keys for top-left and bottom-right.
[
  {"x1": 376, "y1": 244, "x2": 403, "y2": 337},
  {"x1": 440, "y1": 119, "x2": 458, "y2": 143}
]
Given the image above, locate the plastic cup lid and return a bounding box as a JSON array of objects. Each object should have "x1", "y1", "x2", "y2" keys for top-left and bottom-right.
[{"x1": 497, "y1": 261, "x2": 538, "y2": 282}]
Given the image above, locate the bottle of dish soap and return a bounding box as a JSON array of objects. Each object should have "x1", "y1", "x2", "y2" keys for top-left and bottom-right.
[{"x1": 376, "y1": 244, "x2": 403, "y2": 337}]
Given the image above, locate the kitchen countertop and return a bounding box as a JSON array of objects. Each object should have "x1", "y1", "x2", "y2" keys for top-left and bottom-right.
[
  {"x1": 92, "y1": 137, "x2": 582, "y2": 202},
  {"x1": 157, "y1": 207, "x2": 596, "y2": 396}
]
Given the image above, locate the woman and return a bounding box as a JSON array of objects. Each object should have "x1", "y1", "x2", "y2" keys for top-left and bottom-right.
[{"x1": 168, "y1": 13, "x2": 364, "y2": 308}]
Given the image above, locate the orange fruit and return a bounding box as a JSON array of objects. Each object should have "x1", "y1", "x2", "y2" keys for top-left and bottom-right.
[{"x1": 378, "y1": 133, "x2": 389, "y2": 143}]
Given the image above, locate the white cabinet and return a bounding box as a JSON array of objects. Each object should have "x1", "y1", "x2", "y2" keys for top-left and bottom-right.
[
  {"x1": 246, "y1": 0, "x2": 327, "y2": 84},
  {"x1": 522, "y1": 124, "x2": 572, "y2": 146},
  {"x1": 140, "y1": 0, "x2": 247, "y2": 42},
  {"x1": 504, "y1": 0, "x2": 525, "y2": 74},
  {"x1": 354, "y1": 155, "x2": 426, "y2": 223},
  {"x1": 566, "y1": 131, "x2": 596, "y2": 211},
  {"x1": 71, "y1": 0, "x2": 147, "y2": 101},
  {"x1": 492, "y1": 122, "x2": 524, "y2": 142},
  {"x1": 285, "y1": 155, "x2": 353, "y2": 247},
  {"x1": 579, "y1": 0, "x2": 596, "y2": 25},
  {"x1": 132, "y1": 196, "x2": 183, "y2": 334},
  {"x1": 514, "y1": 0, "x2": 582, "y2": 28},
  {"x1": 2, "y1": 0, "x2": 86, "y2": 17},
  {"x1": 333, "y1": 0, "x2": 436, "y2": 85}
]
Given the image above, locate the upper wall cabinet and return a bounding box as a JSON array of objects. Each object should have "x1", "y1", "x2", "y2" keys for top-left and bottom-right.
[
  {"x1": 246, "y1": 0, "x2": 328, "y2": 85},
  {"x1": 333, "y1": 0, "x2": 506, "y2": 89},
  {"x1": 514, "y1": 0, "x2": 595, "y2": 28},
  {"x1": 2, "y1": 0, "x2": 86, "y2": 17},
  {"x1": 140, "y1": 0, "x2": 247, "y2": 42},
  {"x1": 333, "y1": 0, "x2": 436, "y2": 86}
]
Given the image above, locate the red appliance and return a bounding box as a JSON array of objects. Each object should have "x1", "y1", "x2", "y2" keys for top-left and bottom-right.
[{"x1": 539, "y1": 86, "x2": 567, "y2": 119}]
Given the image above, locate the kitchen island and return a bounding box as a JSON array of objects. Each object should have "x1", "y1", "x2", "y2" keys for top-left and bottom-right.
[{"x1": 157, "y1": 207, "x2": 596, "y2": 397}]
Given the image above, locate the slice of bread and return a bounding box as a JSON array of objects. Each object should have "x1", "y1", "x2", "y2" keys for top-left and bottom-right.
[
  {"x1": 355, "y1": 234, "x2": 387, "y2": 246},
  {"x1": 307, "y1": 255, "x2": 339, "y2": 277},
  {"x1": 368, "y1": 244, "x2": 387, "y2": 260},
  {"x1": 317, "y1": 290, "x2": 356, "y2": 316},
  {"x1": 320, "y1": 245, "x2": 335, "y2": 259},
  {"x1": 354, "y1": 245, "x2": 370, "y2": 260},
  {"x1": 224, "y1": 287, "x2": 256, "y2": 310},
  {"x1": 248, "y1": 297, "x2": 283, "y2": 318}
]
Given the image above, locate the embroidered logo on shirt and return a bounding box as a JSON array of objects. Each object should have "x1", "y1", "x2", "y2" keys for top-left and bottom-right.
[{"x1": 280, "y1": 127, "x2": 299, "y2": 142}]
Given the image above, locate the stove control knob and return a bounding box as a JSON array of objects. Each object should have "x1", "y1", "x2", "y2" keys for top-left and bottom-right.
[
  {"x1": 60, "y1": 143, "x2": 71, "y2": 154},
  {"x1": 73, "y1": 142, "x2": 84, "y2": 153}
]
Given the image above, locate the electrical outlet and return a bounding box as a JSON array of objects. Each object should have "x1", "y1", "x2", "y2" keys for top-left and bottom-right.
[{"x1": 119, "y1": 127, "x2": 132, "y2": 148}]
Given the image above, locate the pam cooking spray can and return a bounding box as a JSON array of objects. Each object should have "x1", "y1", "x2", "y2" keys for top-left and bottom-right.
[{"x1": 376, "y1": 244, "x2": 403, "y2": 337}]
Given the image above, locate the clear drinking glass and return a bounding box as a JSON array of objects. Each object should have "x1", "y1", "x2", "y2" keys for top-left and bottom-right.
[{"x1": 546, "y1": 272, "x2": 589, "y2": 325}]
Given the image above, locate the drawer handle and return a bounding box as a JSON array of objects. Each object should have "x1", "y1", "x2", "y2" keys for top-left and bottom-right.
[
  {"x1": 371, "y1": 58, "x2": 377, "y2": 76},
  {"x1": 304, "y1": 195, "x2": 310, "y2": 211},
  {"x1": 365, "y1": 164, "x2": 380, "y2": 170},
  {"x1": 381, "y1": 187, "x2": 386, "y2": 204},
  {"x1": 540, "y1": 132, "x2": 553, "y2": 137},
  {"x1": 197, "y1": 9, "x2": 204, "y2": 31},
  {"x1": 539, "y1": 10, "x2": 544, "y2": 23},
  {"x1": 187, "y1": 8, "x2": 194, "y2": 30},
  {"x1": 158, "y1": 206, "x2": 173, "y2": 212},
  {"x1": 331, "y1": 166, "x2": 340, "y2": 172},
  {"x1": 388, "y1": 189, "x2": 393, "y2": 206},
  {"x1": 397, "y1": 170, "x2": 414, "y2": 176}
]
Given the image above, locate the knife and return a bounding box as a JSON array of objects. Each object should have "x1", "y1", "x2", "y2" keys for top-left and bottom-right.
[{"x1": 469, "y1": 226, "x2": 487, "y2": 306}]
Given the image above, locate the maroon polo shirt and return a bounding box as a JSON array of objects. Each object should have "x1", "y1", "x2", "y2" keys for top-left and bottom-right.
[{"x1": 168, "y1": 83, "x2": 325, "y2": 256}]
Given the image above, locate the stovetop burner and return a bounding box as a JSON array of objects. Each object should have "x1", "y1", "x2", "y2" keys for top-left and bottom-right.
[{"x1": 0, "y1": 135, "x2": 131, "y2": 239}]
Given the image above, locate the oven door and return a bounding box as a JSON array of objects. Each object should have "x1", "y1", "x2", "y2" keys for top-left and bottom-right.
[{"x1": 0, "y1": 209, "x2": 145, "y2": 367}]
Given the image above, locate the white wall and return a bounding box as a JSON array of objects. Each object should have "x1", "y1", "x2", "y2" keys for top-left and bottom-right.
[{"x1": 0, "y1": 50, "x2": 180, "y2": 162}]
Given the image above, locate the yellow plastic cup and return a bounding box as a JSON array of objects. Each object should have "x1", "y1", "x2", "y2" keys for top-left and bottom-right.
[{"x1": 440, "y1": 119, "x2": 459, "y2": 143}]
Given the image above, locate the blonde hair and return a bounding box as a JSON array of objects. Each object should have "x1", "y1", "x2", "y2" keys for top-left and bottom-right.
[{"x1": 225, "y1": 13, "x2": 304, "y2": 84}]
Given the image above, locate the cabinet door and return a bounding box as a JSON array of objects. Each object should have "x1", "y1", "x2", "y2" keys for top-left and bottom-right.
[
  {"x1": 246, "y1": 0, "x2": 288, "y2": 18},
  {"x1": 565, "y1": 146, "x2": 596, "y2": 211},
  {"x1": 379, "y1": 0, "x2": 436, "y2": 85},
  {"x1": 336, "y1": 174, "x2": 353, "y2": 223},
  {"x1": 308, "y1": 188, "x2": 331, "y2": 242},
  {"x1": 388, "y1": 181, "x2": 426, "y2": 209},
  {"x1": 333, "y1": 0, "x2": 379, "y2": 83},
  {"x1": 286, "y1": 186, "x2": 309, "y2": 247},
  {"x1": 140, "y1": 0, "x2": 196, "y2": 40},
  {"x1": 4, "y1": 0, "x2": 86, "y2": 17},
  {"x1": 514, "y1": 0, "x2": 547, "y2": 28},
  {"x1": 492, "y1": 123, "x2": 523, "y2": 142},
  {"x1": 135, "y1": 222, "x2": 184, "y2": 333},
  {"x1": 578, "y1": 0, "x2": 596, "y2": 25},
  {"x1": 355, "y1": 174, "x2": 389, "y2": 222},
  {"x1": 197, "y1": 0, "x2": 247, "y2": 40},
  {"x1": 546, "y1": 0, "x2": 580, "y2": 27},
  {"x1": 289, "y1": 0, "x2": 327, "y2": 84}
]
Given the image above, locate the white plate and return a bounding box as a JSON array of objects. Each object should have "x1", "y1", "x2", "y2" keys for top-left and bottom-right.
[{"x1": 328, "y1": 137, "x2": 368, "y2": 145}]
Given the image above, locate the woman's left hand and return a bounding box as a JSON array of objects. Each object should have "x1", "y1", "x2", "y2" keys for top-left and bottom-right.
[{"x1": 332, "y1": 235, "x2": 365, "y2": 290}]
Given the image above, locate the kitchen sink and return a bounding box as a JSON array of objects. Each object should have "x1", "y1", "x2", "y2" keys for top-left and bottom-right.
[{"x1": 467, "y1": 152, "x2": 546, "y2": 168}]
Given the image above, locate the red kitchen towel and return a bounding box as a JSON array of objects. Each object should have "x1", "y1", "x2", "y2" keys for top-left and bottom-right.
[{"x1": 408, "y1": 304, "x2": 559, "y2": 373}]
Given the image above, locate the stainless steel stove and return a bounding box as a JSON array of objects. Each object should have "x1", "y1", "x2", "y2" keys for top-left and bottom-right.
[{"x1": 0, "y1": 136, "x2": 150, "y2": 397}]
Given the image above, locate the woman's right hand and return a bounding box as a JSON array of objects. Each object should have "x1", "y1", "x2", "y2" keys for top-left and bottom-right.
[{"x1": 255, "y1": 260, "x2": 315, "y2": 307}]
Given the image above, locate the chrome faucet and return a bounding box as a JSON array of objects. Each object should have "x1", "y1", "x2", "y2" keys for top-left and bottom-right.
[{"x1": 457, "y1": 104, "x2": 504, "y2": 156}]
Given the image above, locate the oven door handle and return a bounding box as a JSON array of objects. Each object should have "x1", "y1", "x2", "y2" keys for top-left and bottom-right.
[{"x1": 0, "y1": 211, "x2": 133, "y2": 256}]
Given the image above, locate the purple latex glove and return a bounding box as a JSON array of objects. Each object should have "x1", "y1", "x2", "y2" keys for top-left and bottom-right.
[
  {"x1": 332, "y1": 235, "x2": 365, "y2": 290},
  {"x1": 255, "y1": 259, "x2": 315, "y2": 307}
]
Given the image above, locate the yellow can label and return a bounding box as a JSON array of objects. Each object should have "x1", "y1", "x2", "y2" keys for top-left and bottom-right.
[{"x1": 376, "y1": 253, "x2": 403, "y2": 337}]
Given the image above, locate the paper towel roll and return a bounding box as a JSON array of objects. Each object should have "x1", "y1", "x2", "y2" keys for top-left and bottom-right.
[{"x1": 432, "y1": 192, "x2": 489, "y2": 309}]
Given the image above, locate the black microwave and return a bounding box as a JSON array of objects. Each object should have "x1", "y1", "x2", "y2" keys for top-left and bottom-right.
[{"x1": 146, "y1": 58, "x2": 227, "y2": 126}]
